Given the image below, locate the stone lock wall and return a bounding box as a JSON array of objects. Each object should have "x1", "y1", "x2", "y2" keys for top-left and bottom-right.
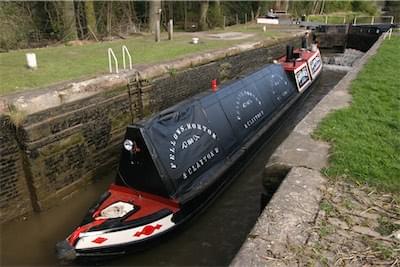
[
  {"x1": 20, "y1": 86, "x2": 135, "y2": 210},
  {"x1": 0, "y1": 37, "x2": 301, "y2": 222},
  {"x1": 0, "y1": 116, "x2": 33, "y2": 222},
  {"x1": 144, "y1": 40, "x2": 301, "y2": 114}
]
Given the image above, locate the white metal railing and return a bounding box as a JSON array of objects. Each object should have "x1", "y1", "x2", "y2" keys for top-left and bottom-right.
[
  {"x1": 383, "y1": 28, "x2": 393, "y2": 40},
  {"x1": 307, "y1": 15, "x2": 395, "y2": 25},
  {"x1": 122, "y1": 45, "x2": 132, "y2": 70},
  {"x1": 307, "y1": 15, "x2": 346, "y2": 24},
  {"x1": 353, "y1": 16, "x2": 394, "y2": 25},
  {"x1": 108, "y1": 48, "x2": 119, "y2": 74},
  {"x1": 108, "y1": 46, "x2": 133, "y2": 73}
]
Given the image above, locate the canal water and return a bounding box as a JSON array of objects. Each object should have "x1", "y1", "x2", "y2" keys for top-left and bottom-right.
[{"x1": 1, "y1": 69, "x2": 345, "y2": 267}]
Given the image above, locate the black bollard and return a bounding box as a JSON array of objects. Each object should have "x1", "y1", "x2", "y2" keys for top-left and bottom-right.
[{"x1": 286, "y1": 45, "x2": 294, "y2": 61}]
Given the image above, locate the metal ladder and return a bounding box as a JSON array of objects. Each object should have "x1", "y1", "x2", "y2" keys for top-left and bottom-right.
[{"x1": 127, "y1": 72, "x2": 143, "y2": 122}]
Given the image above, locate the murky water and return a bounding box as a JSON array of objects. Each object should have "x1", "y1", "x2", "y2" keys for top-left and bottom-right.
[{"x1": 1, "y1": 69, "x2": 345, "y2": 267}]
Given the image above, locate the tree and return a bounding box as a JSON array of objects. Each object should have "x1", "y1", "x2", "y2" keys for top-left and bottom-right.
[
  {"x1": 149, "y1": 0, "x2": 161, "y2": 33},
  {"x1": 126, "y1": 1, "x2": 138, "y2": 33},
  {"x1": 386, "y1": 1, "x2": 400, "y2": 23},
  {"x1": 62, "y1": 0, "x2": 77, "y2": 41},
  {"x1": 84, "y1": 0, "x2": 97, "y2": 36},
  {"x1": 255, "y1": 0, "x2": 270, "y2": 18},
  {"x1": 198, "y1": 0, "x2": 209, "y2": 31},
  {"x1": 206, "y1": 0, "x2": 222, "y2": 28}
]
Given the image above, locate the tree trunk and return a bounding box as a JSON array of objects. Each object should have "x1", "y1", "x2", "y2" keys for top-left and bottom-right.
[
  {"x1": 168, "y1": 1, "x2": 173, "y2": 20},
  {"x1": 214, "y1": 0, "x2": 222, "y2": 27},
  {"x1": 62, "y1": 0, "x2": 78, "y2": 41},
  {"x1": 84, "y1": 0, "x2": 96, "y2": 35},
  {"x1": 76, "y1": 1, "x2": 85, "y2": 38},
  {"x1": 107, "y1": 1, "x2": 112, "y2": 37},
  {"x1": 320, "y1": 0, "x2": 325, "y2": 14},
  {"x1": 184, "y1": 1, "x2": 188, "y2": 30},
  {"x1": 255, "y1": 0, "x2": 269, "y2": 18},
  {"x1": 198, "y1": 0, "x2": 209, "y2": 31},
  {"x1": 281, "y1": 0, "x2": 289, "y2": 12},
  {"x1": 149, "y1": 0, "x2": 161, "y2": 33},
  {"x1": 126, "y1": 1, "x2": 137, "y2": 33}
]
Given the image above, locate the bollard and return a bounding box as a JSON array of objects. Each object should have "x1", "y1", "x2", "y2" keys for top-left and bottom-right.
[
  {"x1": 168, "y1": 19, "x2": 173, "y2": 40},
  {"x1": 223, "y1": 16, "x2": 226, "y2": 30},
  {"x1": 26, "y1": 53, "x2": 38, "y2": 69},
  {"x1": 263, "y1": 25, "x2": 266, "y2": 32},
  {"x1": 211, "y1": 79, "x2": 217, "y2": 92},
  {"x1": 155, "y1": 20, "x2": 160, "y2": 42},
  {"x1": 192, "y1": 37, "x2": 199, "y2": 44}
]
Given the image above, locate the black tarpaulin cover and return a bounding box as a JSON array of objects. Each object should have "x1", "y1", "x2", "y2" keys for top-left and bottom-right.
[{"x1": 117, "y1": 64, "x2": 296, "y2": 201}]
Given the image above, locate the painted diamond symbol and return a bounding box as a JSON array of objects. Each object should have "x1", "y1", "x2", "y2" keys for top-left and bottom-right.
[
  {"x1": 92, "y1": 237, "x2": 108, "y2": 244},
  {"x1": 134, "y1": 224, "x2": 162, "y2": 237}
]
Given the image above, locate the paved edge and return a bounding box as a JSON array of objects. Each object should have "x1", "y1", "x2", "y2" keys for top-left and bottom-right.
[{"x1": 230, "y1": 36, "x2": 385, "y2": 267}]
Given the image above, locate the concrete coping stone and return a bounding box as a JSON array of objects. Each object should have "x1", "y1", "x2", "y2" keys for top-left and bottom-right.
[
  {"x1": 230, "y1": 35, "x2": 385, "y2": 266},
  {"x1": 0, "y1": 33, "x2": 305, "y2": 115}
]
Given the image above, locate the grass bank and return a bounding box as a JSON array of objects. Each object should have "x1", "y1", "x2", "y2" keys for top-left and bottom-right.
[
  {"x1": 0, "y1": 25, "x2": 283, "y2": 95},
  {"x1": 314, "y1": 36, "x2": 400, "y2": 192}
]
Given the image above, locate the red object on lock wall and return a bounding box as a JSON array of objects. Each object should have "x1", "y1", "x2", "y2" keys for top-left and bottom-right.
[{"x1": 211, "y1": 79, "x2": 217, "y2": 92}]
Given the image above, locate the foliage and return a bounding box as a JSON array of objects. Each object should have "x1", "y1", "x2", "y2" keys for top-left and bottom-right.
[
  {"x1": 5, "y1": 104, "x2": 27, "y2": 127},
  {"x1": 222, "y1": 1, "x2": 257, "y2": 25},
  {"x1": 207, "y1": 3, "x2": 223, "y2": 28},
  {"x1": 375, "y1": 216, "x2": 400, "y2": 236},
  {"x1": 314, "y1": 36, "x2": 400, "y2": 192},
  {"x1": 0, "y1": 2, "x2": 36, "y2": 51},
  {"x1": 0, "y1": 1, "x2": 387, "y2": 50},
  {"x1": 324, "y1": 0, "x2": 353, "y2": 14},
  {"x1": 288, "y1": 0, "x2": 377, "y2": 16},
  {"x1": 386, "y1": 1, "x2": 400, "y2": 23},
  {"x1": 351, "y1": 1, "x2": 378, "y2": 16}
]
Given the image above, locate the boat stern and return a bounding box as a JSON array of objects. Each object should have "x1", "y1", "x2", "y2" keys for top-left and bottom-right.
[{"x1": 56, "y1": 184, "x2": 180, "y2": 260}]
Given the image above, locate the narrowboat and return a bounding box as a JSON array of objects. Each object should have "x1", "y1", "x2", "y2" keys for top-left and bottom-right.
[{"x1": 56, "y1": 45, "x2": 322, "y2": 261}]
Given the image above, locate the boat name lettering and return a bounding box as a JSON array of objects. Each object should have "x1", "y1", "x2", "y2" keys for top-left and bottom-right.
[
  {"x1": 181, "y1": 135, "x2": 201, "y2": 150},
  {"x1": 182, "y1": 147, "x2": 220, "y2": 179},
  {"x1": 235, "y1": 90, "x2": 262, "y2": 122},
  {"x1": 242, "y1": 99, "x2": 253, "y2": 108},
  {"x1": 169, "y1": 123, "x2": 217, "y2": 169},
  {"x1": 244, "y1": 110, "x2": 264, "y2": 129}
]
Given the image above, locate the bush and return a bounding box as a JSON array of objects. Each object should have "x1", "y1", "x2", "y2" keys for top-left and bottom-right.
[
  {"x1": 351, "y1": 1, "x2": 378, "y2": 16},
  {"x1": 0, "y1": 3, "x2": 36, "y2": 50}
]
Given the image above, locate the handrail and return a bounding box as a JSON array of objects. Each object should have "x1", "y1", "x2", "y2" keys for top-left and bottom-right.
[
  {"x1": 307, "y1": 15, "x2": 346, "y2": 24},
  {"x1": 122, "y1": 45, "x2": 133, "y2": 70},
  {"x1": 108, "y1": 48, "x2": 119, "y2": 74},
  {"x1": 307, "y1": 15, "x2": 395, "y2": 25},
  {"x1": 384, "y1": 28, "x2": 393, "y2": 40},
  {"x1": 354, "y1": 15, "x2": 394, "y2": 25}
]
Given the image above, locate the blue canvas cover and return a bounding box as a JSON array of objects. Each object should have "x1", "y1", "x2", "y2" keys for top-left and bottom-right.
[{"x1": 116, "y1": 64, "x2": 296, "y2": 201}]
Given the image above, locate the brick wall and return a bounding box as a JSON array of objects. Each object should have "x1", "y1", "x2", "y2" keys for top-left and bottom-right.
[
  {"x1": 0, "y1": 37, "x2": 300, "y2": 222},
  {"x1": 0, "y1": 116, "x2": 33, "y2": 223}
]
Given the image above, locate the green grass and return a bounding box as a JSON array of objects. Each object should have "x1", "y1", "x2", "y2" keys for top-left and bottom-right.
[
  {"x1": 0, "y1": 25, "x2": 283, "y2": 95},
  {"x1": 314, "y1": 36, "x2": 400, "y2": 192}
]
